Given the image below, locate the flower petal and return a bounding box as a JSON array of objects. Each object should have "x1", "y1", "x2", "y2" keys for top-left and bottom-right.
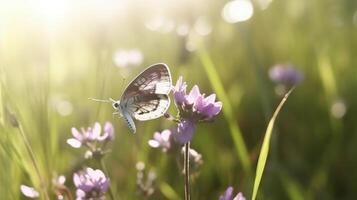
[
  {"x1": 205, "y1": 101, "x2": 223, "y2": 117},
  {"x1": 76, "y1": 189, "x2": 86, "y2": 198},
  {"x1": 219, "y1": 186, "x2": 234, "y2": 200},
  {"x1": 73, "y1": 173, "x2": 81, "y2": 187},
  {"x1": 233, "y1": 192, "x2": 246, "y2": 200},
  {"x1": 90, "y1": 122, "x2": 101, "y2": 140},
  {"x1": 97, "y1": 132, "x2": 109, "y2": 141},
  {"x1": 104, "y1": 122, "x2": 114, "y2": 140},
  {"x1": 173, "y1": 76, "x2": 187, "y2": 105},
  {"x1": 204, "y1": 94, "x2": 216, "y2": 103},
  {"x1": 193, "y1": 95, "x2": 206, "y2": 112},
  {"x1": 67, "y1": 138, "x2": 82, "y2": 148},
  {"x1": 186, "y1": 85, "x2": 201, "y2": 105},
  {"x1": 71, "y1": 127, "x2": 83, "y2": 141},
  {"x1": 20, "y1": 185, "x2": 39, "y2": 198},
  {"x1": 161, "y1": 130, "x2": 172, "y2": 141},
  {"x1": 152, "y1": 132, "x2": 162, "y2": 142},
  {"x1": 148, "y1": 140, "x2": 160, "y2": 148}
]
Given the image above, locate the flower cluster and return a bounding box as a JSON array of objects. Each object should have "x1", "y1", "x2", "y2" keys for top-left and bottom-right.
[
  {"x1": 66, "y1": 122, "x2": 114, "y2": 199},
  {"x1": 171, "y1": 76, "x2": 222, "y2": 143},
  {"x1": 67, "y1": 122, "x2": 114, "y2": 148},
  {"x1": 219, "y1": 187, "x2": 245, "y2": 200},
  {"x1": 174, "y1": 76, "x2": 222, "y2": 121},
  {"x1": 73, "y1": 168, "x2": 109, "y2": 200},
  {"x1": 136, "y1": 162, "x2": 156, "y2": 197},
  {"x1": 67, "y1": 122, "x2": 114, "y2": 159}
]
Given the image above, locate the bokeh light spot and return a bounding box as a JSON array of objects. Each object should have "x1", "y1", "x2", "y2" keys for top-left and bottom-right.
[
  {"x1": 331, "y1": 100, "x2": 347, "y2": 119},
  {"x1": 222, "y1": 0, "x2": 254, "y2": 23}
]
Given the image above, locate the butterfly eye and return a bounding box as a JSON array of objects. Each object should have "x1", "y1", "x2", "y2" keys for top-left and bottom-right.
[{"x1": 113, "y1": 102, "x2": 119, "y2": 109}]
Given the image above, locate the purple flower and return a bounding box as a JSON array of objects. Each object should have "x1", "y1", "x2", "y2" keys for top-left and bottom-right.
[
  {"x1": 219, "y1": 187, "x2": 245, "y2": 200},
  {"x1": 173, "y1": 119, "x2": 196, "y2": 144},
  {"x1": 269, "y1": 64, "x2": 303, "y2": 86},
  {"x1": 20, "y1": 185, "x2": 39, "y2": 198},
  {"x1": 194, "y1": 94, "x2": 222, "y2": 119},
  {"x1": 67, "y1": 122, "x2": 114, "y2": 148},
  {"x1": 104, "y1": 122, "x2": 115, "y2": 141},
  {"x1": 148, "y1": 129, "x2": 173, "y2": 152},
  {"x1": 73, "y1": 168, "x2": 109, "y2": 200},
  {"x1": 170, "y1": 76, "x2": 222, "y2": 143},
  {"x1": 173, "y1": 76, "x2": 222, "y2": 121},
  {"x1": 173, "y1": 76, "x2": 187, "y2": 106}
]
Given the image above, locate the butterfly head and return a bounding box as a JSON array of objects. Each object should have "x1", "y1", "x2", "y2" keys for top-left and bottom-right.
[{"x1": 112, "y1": 101, "x2": 120, "y2": 110}]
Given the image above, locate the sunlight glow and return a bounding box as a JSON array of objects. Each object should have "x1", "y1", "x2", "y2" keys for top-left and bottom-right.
[
  {"x1": 113, "y1": 49, "x2": 143, "y2": 68},
  {"x1": 145, "y1": 16, "x2": 175, "y2": 33},
  {"x1": 194, "y1": 17, "x2": 212, "y2": 36},
  {"x1": 222, "y1": 0, "x2": 254, "y2": 23},
  {"x1": 31, "y1": 0, "x2": 70, "y2": 29}
]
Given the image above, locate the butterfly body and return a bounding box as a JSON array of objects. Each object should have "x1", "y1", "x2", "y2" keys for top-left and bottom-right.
[{"x1": 111, "y1": 63, "x2": 172, "y2": 133}]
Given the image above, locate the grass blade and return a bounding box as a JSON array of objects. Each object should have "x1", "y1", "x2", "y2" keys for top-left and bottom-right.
[
  {"x1": 159, "y1": 182, "x2": 181, "y2": 200},
  {"x1": 252, "y1": 88, "x2": 294, "y2": 200},
  {"x1": 198, "y1": 49, "x2": 251, "y2": 174}
]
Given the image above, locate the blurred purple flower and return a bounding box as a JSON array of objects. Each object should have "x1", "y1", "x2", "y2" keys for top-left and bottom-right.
[
  {"x1": 173, "y1": 119, "x2": 196, "y2": 144},
  {"x1": 73, "y1": 168, "x2": 109, "y2": 200},
  {"x1": 148, "y1": 129, "x2": 173, "y2": 152},
  {"x1": 20, "y1": 185, "x2": 39, "y2": 198},
  {"x1": 219, "y1": 186, "x2": 245, "y2": 200},
  {"x1": 67, "y1": 122, "x2": 114, "y2": 148},
  {"x1": 269, "y1": 64, "x2": 303, "y2": 86}
]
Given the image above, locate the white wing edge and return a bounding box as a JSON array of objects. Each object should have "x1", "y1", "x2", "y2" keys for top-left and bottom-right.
[{"x1": 134, "y1": 97, "x2": 170, "y2": 121}]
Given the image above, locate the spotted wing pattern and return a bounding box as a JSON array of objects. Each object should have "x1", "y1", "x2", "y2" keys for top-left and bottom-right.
[{"x1": 120, "y1": 63, "x2": 172, "y2": 122}]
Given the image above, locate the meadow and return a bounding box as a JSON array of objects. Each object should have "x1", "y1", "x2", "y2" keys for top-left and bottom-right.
[{"x1": 1, "y1": 0, "x2": 357, "y2": 199}]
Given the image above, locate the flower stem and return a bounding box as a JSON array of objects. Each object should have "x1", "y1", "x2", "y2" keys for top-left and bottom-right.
[
  {"x1": 17, "y1": 124, "x2": 50, "y2": 200},
  {"x1": 99, "y1": 159, "x2": 116, "y2": 200},
  {"x1": 184, "y1": 142, "x2": 190, "y2": 200}
]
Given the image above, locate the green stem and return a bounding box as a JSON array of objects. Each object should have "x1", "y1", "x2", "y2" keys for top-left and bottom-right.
[
  {"x1": 18, "y1": 124, "x2": 49, "y2": 200},
  {"x1": 184, "y1": 142, "x2": 190, "y2": 200},
  {"x1": 99, "y1": 158, "x2": 116, "y2": 200}
]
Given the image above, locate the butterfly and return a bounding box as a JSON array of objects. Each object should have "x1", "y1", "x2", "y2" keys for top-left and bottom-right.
[{"x1": 91, "y1": 63, "x2": 172, "y2": 133}]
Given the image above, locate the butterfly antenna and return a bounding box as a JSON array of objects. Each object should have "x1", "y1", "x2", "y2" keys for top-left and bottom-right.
[
  {"x1": 88, "y1": 98, "x2": 112, "y2": 103},
  {"x1": 109, "y1": 98, "x2": 116, "y2": 103}
]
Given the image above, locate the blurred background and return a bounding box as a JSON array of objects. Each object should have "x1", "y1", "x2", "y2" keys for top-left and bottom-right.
[{"x1": 1, "y1": 0, "x2": 357, "y2": 199}]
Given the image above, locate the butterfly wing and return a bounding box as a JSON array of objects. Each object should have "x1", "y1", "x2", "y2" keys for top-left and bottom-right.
[{"x1": 120, "y1": 63, "x2": 172, "y2": 122}]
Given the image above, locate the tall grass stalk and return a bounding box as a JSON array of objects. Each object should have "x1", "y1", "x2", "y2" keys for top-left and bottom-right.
[
  {"x1": 252, "y1": 87, "x2": 294, "y2": 200},
  {"x1": 198, "y1": 49, "x2": 251, "y2": 174},
  {"x1": 17, "y1": 122, "x2": 50, "y2": 200}
]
